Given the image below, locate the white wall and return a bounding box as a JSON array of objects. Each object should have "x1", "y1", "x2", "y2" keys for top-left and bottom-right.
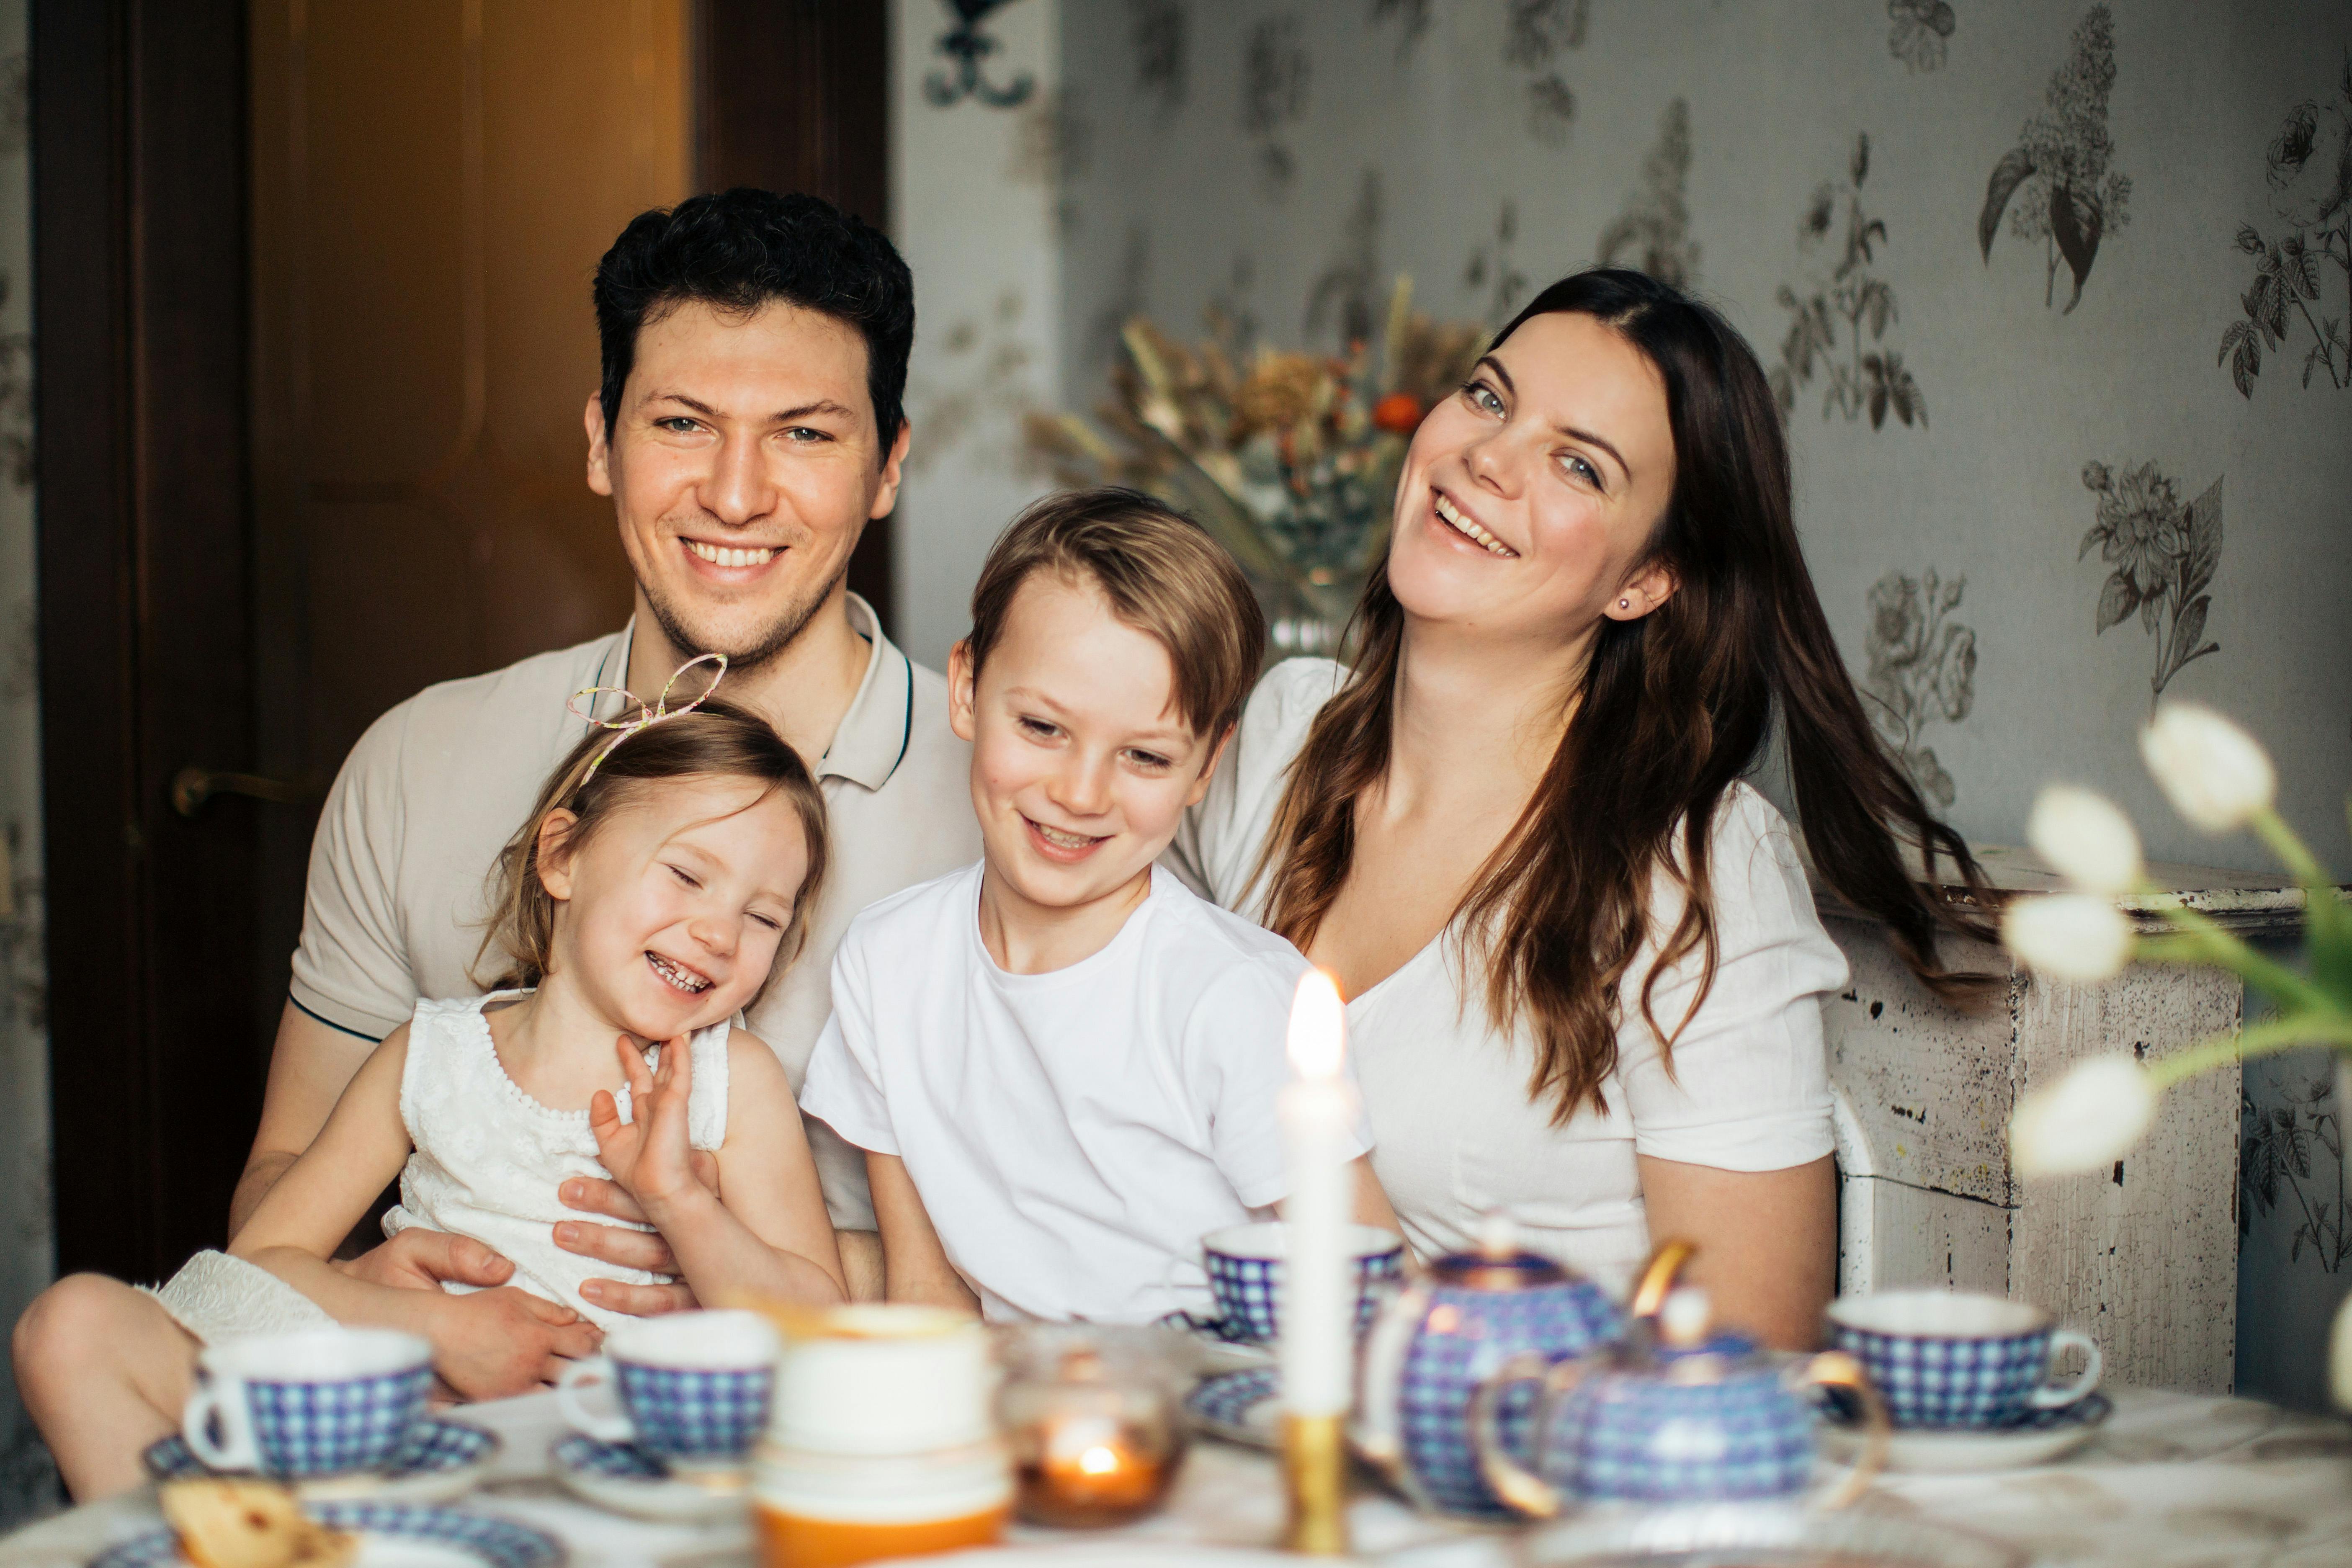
[{"x1": 889, "y1": 0, "x2": 1065, "y2": 671}]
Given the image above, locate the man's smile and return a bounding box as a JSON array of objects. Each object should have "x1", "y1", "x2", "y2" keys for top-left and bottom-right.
[{"x1": 683, "y1": 538, "x2": 781, "y2": 571}]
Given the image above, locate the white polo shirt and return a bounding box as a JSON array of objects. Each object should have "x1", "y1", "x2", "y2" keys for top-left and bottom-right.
[{"x1": 287, "y1": 594, "x2": 979, "y2": 1228}]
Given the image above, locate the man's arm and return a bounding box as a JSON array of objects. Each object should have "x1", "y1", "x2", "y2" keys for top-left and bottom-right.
[{"x1": 232, "y1": 1001, "x2": 379, "y2": 1237}]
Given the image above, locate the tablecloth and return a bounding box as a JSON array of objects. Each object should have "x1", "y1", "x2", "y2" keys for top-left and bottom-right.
[{"x1": 5, "y1": 1387, "x2": 2351, "y2": 1566}]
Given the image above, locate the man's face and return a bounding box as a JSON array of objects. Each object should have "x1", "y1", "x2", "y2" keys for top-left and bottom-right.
[{"x1": 586, "y1": 299, "x2": 909, "y2": 669}]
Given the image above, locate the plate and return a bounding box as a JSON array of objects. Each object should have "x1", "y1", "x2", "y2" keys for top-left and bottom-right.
[
  {"x1": 549, "y1": 1433, "x2": 747, "y2": 1523},
  {"x1": 1391, "y1": 1501, "x2": 2025, "y2": 1568},
  {"x1": 1818, "y1": 1392, "x2": 2112, "y2": 1474},
  {"x1": 1184, "y1": 1367, "x2": 1281, "y2": 1450},
  {"x1": 142, "y1": 1419, "x2": 500, "y2": 1504},
  {"x1": 89, "y1": 1501, "x2": 562, "y2": 1568}
]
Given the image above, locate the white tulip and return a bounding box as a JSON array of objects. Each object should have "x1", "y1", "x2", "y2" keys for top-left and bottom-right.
[
  {"x1": 2009, "y1": 1056, "x2": 2159, "y2": 1179},
  {"x1": 2139, "y1": 703, "x2": 2277, "y2": 834},
  {"x1": 2027, "y1": 785, "x2": 2146, "y2": 893},
  {"x1": 2001, "y1": 893, "x2": 2134, "y2": 983}
]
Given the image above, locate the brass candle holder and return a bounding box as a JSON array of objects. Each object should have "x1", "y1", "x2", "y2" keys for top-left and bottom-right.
[{"x1": 1280, "y1": 1411, "x2": 1349, "y2": 1556}]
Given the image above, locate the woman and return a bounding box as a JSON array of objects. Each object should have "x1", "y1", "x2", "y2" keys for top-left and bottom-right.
[{"x1": 1170, "y1": 269, "x2": 1989, "y2": 1349}]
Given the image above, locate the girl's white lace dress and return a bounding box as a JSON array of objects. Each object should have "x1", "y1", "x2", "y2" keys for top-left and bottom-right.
[{"x1": 150, "y1": 991, "x2": 729, "y2": 1340}]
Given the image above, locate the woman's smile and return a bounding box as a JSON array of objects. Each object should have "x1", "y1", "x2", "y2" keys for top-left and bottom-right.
[
  {"x1": 1432, "y1": 489, "x2": 1519, "y2": 557},
  {"x1": 645, "y1": 950, "x2": 714, "y2": 994}
]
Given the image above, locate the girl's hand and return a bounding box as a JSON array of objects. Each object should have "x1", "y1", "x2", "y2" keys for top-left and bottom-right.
[{"x1": 589, "y1": 1036, "x2": 708, "y2": 1215}]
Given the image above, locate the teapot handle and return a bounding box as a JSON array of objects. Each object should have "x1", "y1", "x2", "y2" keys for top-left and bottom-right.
[
  {"x1": 1801, "y1": 1349, "x2": 1890, "y2": 1510},
  {"x1": 1351, "y1": 1282, "x2": 1425, "y2": 1484},
  {"x1": 1469, "y1": 1351, "x2": 1584, "y2": 1519}
]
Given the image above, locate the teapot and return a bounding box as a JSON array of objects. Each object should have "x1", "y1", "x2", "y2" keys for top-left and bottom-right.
[
  {"x1": 1470, "y1": 1283, "x2": 1889, "y2": 1516},
  {"x1": 1353, "y1": 1220, "x2": 1666, "y2": 1519}
]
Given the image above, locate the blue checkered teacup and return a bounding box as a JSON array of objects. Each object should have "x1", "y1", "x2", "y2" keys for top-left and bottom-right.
[
  {"x1": 1826, "y1": 1290, "x2": 2102, "y2": 1430},
  {"x1": 556, "y1": 1308, "x2": 780, "y2": 1471},
  {"x1": 1199, "y1": 1222, "x2": 1407, "y2": 1345},
  {"x1": 182, "y1": 1327, "x2": 433, "y2": 1478}
]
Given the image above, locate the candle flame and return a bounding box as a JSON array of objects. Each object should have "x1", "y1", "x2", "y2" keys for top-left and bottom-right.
[
  {"x1": 1287, "y1": 968, "x2": 1346, "y2": 1079},
  {"x1": 1078, "y1": 1445, "x2": 1121, "y2": 1475}
]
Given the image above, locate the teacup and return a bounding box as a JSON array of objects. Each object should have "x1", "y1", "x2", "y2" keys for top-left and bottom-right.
[
  {"x1": 1198, "y1": 1223, "x2": 1406, "y2": 1345},
  {"x1": 183, "y1": 1327, "x2": 433, "y2": 1478},
  {"x1": 1826, "y1": 1290, "x2": 2102, "y2": 1429},
  {"x1": 558, "y1": 1308, "x2": 781, "y2": 1470}
]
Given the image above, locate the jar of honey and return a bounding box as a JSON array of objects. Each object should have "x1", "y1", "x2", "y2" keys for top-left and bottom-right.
[{"x1": 749, "y1": 1303, "x2": 1010, "y2": 1568}]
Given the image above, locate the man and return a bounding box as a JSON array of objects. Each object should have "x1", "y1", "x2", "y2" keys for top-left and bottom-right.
[{"x1": 238, "y1": 190, "x2": 969, "y2": 1377}]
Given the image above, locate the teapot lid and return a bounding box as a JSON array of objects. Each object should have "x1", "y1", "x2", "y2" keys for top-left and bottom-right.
[
  {"x1": 1425, "y1": 1213, "x2": 1583, "y2": 1291},
  {"x1": 1612, "y1": 1287, "x2": 1770, "y2": 1382}
]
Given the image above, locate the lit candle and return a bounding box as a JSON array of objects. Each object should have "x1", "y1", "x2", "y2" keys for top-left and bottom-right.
[{"x1": 1278, "y1": 969, "x2": 1355, "y2": 1417}]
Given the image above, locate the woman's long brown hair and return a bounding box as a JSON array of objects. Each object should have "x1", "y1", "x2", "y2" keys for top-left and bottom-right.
[{"x1": 1260, "y1": 268, "x2": 1993, "y2": 1124}]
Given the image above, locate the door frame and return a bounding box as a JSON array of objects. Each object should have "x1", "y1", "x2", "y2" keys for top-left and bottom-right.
[{"x1": 33, "y1": 0, "x2": 259, "y2": 1284}]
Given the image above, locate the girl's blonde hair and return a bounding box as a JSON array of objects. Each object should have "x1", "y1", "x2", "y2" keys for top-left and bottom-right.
[{"x1": 473, "y1": 695, "x2": 828, "y2": 1002}]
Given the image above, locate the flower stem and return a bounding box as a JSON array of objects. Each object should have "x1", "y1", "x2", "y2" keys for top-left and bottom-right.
[
  {"x1": 2149, "y1": 1015, "x2": 2352, "y2": 1087},
  {"x1": 2149, "y1": 900, "x2": 2344, "y2": 1017}
]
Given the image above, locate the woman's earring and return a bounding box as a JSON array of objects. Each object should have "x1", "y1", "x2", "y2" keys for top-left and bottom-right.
[{"x1": 1618, "y1": 597, "x2": 1633, "y2": 611}]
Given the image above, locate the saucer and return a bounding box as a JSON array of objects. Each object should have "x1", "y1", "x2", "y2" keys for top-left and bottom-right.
[
  {"x1": 1819, "y1": 1392, "x2": 2112, "y2": 1473},
  {"x1": 89, "y1": 1501, "x2": 561, "y2": 1568},
  {"x1": 550, "y1": 1432, "x2": 749, "y2": 1522},
  {"x1": 142, "y1": 1417, "x2": 499, "y2": 1504},
  {"x1": 1185, "y1": 1368, "x2": 1281, "y2": 1450}
]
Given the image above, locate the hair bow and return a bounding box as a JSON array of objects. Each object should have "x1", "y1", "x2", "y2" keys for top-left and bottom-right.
[{"x1": 566, "y1": 652, "x2": 729, "y2": 782}]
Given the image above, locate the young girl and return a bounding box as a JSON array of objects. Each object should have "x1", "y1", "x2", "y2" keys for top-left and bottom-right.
[{"x1": 15, "y1": 673, "x2": 846, "y2": 1498}]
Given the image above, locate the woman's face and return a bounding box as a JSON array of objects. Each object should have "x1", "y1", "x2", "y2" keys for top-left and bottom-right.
[{"x1": 1386, "y1": 311, "x2": 1678, "y2": 647}]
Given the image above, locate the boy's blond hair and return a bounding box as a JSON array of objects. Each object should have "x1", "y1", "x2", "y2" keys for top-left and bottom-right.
[{"x1": 966, "y1": 487, "x2": 1265, "y2": 742}]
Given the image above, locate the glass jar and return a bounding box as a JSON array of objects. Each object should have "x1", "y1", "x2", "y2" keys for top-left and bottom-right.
[{"x1": 995, "y1": 1325, "x2": 1190, "y2": 1528}]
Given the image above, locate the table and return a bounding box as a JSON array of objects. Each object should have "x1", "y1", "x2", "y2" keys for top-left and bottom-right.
[{"x1": 7, "y1": 1388, "x2": 2352, "y2": 1567}]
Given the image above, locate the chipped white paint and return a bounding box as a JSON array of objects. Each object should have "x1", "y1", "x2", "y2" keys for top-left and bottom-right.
[{"x1": 1821, "y1": 851, "x2": 2296, "y2": 1395}]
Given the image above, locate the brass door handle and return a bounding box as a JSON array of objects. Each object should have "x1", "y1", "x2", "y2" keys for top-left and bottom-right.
[{"x1": 170, "y1": 767, "x2": 320, "y2": 818}]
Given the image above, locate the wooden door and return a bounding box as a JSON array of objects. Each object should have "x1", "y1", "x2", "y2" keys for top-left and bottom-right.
[{"x1": 40, "y1": 0, "x2": 891, "y2": 1284}]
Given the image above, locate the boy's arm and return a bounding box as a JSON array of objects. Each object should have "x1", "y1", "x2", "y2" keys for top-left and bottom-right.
[
  {"x1": 867, "y1": 1153, "x2": 981, "y2": 1315},
  {"x1": 613, "y1": 1032, "x2": 847, "y2": 1308}
]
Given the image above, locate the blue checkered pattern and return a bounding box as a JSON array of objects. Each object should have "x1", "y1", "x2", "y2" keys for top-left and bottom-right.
[
  {"x1": 1395, "y1": 1273, "x2": 1623, "y2": 1519},
  {"x1": 1546, "y1": 1364, "x2": 1815, "y2": 1503},
  {"x1": 554, "y1": 1431, "x2": 672, "y2": 1481},
  {"x1": 1185, "y1": 1367, "x2": 1281, "y2": 1442},
  {"x1": 89, "y1": 1502, "x2": 562, "y2": 1568},
  {"x1": 613, "y1": 1360, "x2": 772, "y2": 1462},
  {"x1": 1832, "y1": 1322, "x2": 2058, "y2": 1429},
  {"x1": 229, "y1": 1364, "x2": 433, "y2": 1478},
  {"x1": 146, "y1": 1415, "x2": 492, "y2": 1484},
  {"x1": 1202, "y1": 1244, "x2": 1408, "y2": 1345}
]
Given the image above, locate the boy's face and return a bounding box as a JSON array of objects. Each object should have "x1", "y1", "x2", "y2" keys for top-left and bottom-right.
[{"x1": 948, "y1": 572, "x2": 1228, "y2": 924}]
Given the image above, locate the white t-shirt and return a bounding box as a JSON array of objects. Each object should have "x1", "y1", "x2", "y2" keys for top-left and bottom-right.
[
  {"x1": 799, "y1": 860, "x2": 1372, "y2": 1323},
  {"x1": 1165, "y1": 659, "x2": 1845, "y2": 1298}
]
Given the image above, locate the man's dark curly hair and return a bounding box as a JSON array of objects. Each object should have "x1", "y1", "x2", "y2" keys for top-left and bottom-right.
[{"x1": 593, "y1": 188, "x2": 915, "y2": 465}]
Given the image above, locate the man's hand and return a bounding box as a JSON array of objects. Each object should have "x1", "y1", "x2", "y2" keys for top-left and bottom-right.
[
  {"x1": 552, "y1": 1146, "x2": 721, "y2": 1318},
  {"x1": 429, "y1": 1287, "x2": 603, "y2": 1399},
  {"x1": 336, "y1": 1227, "x2": 516, "y2": 1294}
]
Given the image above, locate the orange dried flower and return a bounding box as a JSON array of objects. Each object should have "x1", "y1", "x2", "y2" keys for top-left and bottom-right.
[{"x1": 1371, "y1": 391, "x2": 1424, "y2": 435}]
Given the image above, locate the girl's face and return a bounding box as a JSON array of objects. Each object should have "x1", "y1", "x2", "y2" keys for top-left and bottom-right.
[
  {"x1": 538, "y1": 774, "x2": 810, "y2": 1040},
  {"x1": 1385, "y1": 311, "x2": 1680, "y2": 649}
]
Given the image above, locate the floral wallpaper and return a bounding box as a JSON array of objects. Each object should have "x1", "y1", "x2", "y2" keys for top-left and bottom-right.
[{"x1": 1049, "y1": 0, "x2": 2352, "y2": 1408}]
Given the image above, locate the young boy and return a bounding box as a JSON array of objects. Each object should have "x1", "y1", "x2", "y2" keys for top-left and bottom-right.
[{"x1": 799, "y1": 488, "x2": 1385, "y2": 1321}]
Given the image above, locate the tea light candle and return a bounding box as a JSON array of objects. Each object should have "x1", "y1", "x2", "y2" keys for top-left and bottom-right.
[
  {"x1": 1018, "y1": 1414, "x2": 1169, "y2": 1525},
  {"x1": 1278, "y1": 969, "x2": 1354, "y2": 1417}
]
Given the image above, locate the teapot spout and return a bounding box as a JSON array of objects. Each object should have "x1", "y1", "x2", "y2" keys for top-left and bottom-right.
[{"x1": 1628, "y1": 1238, "x2": 1698, "y2": 1320}]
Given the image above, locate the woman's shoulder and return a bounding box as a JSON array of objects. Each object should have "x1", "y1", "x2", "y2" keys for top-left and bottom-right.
[{"x1": 1243, "y1": 657, "x2": 1349, "y2": 742}]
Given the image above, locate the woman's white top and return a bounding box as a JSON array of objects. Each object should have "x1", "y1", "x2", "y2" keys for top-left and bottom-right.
[
  {"x1": 382, "y1": 991, "x2": 730, "y2": 1331},
  {"x1": 1167, "y1": 659, "x2": 1845, "y2": 1297},
  {"x1": 800, "y1": 860, "x2": 1371, "y2": 1324}
]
